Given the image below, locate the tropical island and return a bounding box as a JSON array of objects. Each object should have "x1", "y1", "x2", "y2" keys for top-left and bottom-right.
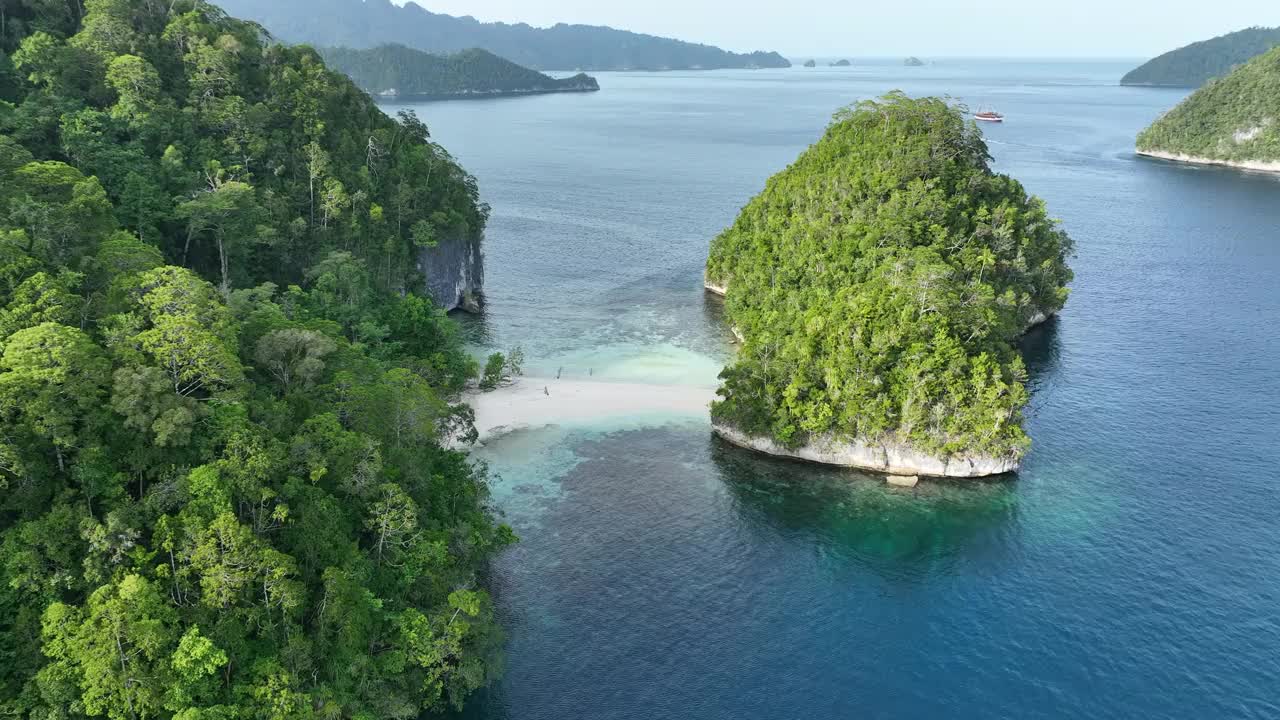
[
  {"x1": 1137, "y1": 45, "x2": 1280, "y2": 172},
  {"x1": 831, "y1": 59, "x2": 852, "y2": 67},
  {"x1": 322, "y1": 45, "x2": 600, "y2": 100},
  {"x1": 705, "y1": 93, "x2": 1074, "y2": 478},
  {"x1": 804, "y1": 59, "x2": 818, "y2": 68},
  {"x1": 904, "y1": 56, "x2": 926, "y2": 66},
  {"x1": 217, "y1": 0, "x2": 792, "y2": 71},
  {"x1": 1121, "y1": 26, "x2": 1280, "y2": 88},
  {"x1": 0, "y1": 0, "x2": 513, "y2": 716}
]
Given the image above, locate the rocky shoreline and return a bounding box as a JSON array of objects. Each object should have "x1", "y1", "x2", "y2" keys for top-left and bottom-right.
[
  {"x1": 1137, "y1": 149, "x2": 1280, "y2": 174},
  {"x1": 711, "y1": 422, "x2": 1020, "y2": 478}
]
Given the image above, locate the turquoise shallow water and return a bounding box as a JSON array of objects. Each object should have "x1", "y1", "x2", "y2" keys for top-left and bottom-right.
[{"x1": 390, "y1": 60, "x2": 1280, "y2": 718}]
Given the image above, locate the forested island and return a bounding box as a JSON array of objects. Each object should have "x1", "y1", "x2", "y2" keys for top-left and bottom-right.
[
  {"x1": 216, "y1": 0, "x2": 792, "y2": 71},
  {"x1": 904, "y1": 56, "x2": 926, "y2": 67},
  {"x1": 1137, "y1": 46, "x2": 1280, "y2": 171},
  {"x1": 322, "y1": 45, "x2": 600, "y2": 100},
  {"x1": 0, "y1": 0, "x2": 513, "y2": 716},
  {"x1": 705, "y1": 94, "x2": 1074, "y2": 478},
  {"x1": 831, "y1": 59, "x2": 852, "y2": 67},
  {"x1": 1121, "y1": 27, "x2": 1280, "y2": 88},
  {"x1": 804, "y1": 59, "x2": 817, "y2": 68}
]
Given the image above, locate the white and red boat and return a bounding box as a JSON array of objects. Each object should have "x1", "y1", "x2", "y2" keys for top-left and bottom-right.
[{"x1": 974, "y1": 110, "x2": 1004, "y2": 123}]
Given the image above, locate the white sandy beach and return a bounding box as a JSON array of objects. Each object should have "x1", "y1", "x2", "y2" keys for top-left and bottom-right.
[{"x1": 465, "y1": 377, "x2": 719, "y2": 441}]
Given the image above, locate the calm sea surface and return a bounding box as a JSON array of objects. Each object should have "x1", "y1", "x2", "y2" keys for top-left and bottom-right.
[{"x1": 389, "y1": 59, "x2": 1280, "y2": 719}]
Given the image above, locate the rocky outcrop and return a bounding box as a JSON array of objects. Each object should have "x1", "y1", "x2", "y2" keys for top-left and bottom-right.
[
  {"x1": 1137, "y1": 149, "x2": 1280, "y2": 174},
  {"x1": 1025, "y1": 309, "x2": 1051, "y2": 330},
  {"x1": 703, "y1": 279, "x2": 742, "y2": 341},
  {"x1": 419, "y1": 232, "x2": 483, "y2": 312},
  {"x1": 712, "y1": 421, "x2": 1019, "y2": 478}
]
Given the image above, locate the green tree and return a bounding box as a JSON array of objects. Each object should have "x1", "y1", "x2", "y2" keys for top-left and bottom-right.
[
  {"x1": 8, "y1": 161, "x2": 116, "y2": 265},
  {"x1": 176, "y1": 181, "x2": 266, "y2": 294},
  {"x1": 0, "y1": 271, "x2": 81, "y2": 339},
  {"x1": 0, "y1": 322, "x2": 109, "y2": 471},
  {"x1": 106, "y1": 54, "x2": 163, "y2": 121},
  {"x1": 89, "y1": 230, "x2": 165, "y2": 305},
  {"x1": 166, "y1": 627, "x2": 229, "y2": 711},
  {"x1": 41, "y1": 575, "x2": 180, "y2": 720},
  {"x1": 253, "y1": 328, "x2": 336, "y2": 395},
  {"x1": 72, "y1": 0, "x2": 141, "y2": 59},
  {"x1": 110, "y1": 364, "x2": 202, "y2": 448},
  {"x1": 12, "y1": 31, "x2": 65, "y2": 89},
  {"x1": 127, "y1": 266, "x2": 242, "y2": 398}
]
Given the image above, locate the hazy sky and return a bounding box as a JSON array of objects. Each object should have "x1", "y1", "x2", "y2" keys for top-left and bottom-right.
[{"x1": 396, "y1": 0, "x2": 1277, "y2": 58}]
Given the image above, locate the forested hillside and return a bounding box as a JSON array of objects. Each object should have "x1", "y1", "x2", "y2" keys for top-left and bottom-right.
[
  {"x1": 322, "y1": 45, "x2": 599, "y2": 98},
  {"x1": 215, "y1": 0, "x2": 791, "y2": 71},
  {"x1": 0, "y1": 0, "x2": 514, "y2": 717},
  {"x1": 1121, "y1": 26, "x2": 1280, "y2": 88},
  {"x1": 1137, "y1": 46, "x2": 1280, "y2": 164},
  {"x1": 707, "y1": 94, "x2": 1074, "y2": 461}
]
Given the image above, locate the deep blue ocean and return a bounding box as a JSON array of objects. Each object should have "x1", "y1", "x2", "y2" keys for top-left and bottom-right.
[{"x1": 389, "y1": 59, "x2": 1280, "y2": 719}]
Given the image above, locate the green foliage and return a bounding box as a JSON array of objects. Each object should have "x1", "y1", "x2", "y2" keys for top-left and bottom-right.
[
  {"x1": 254, "y1": 328, "x2": 337, "y2": 394},
  {"x1": 707, "y1": 93, "x2": 1073, "y2": 458},
  {"x1": 105, "y1": 54, "x2": 164, "y2": 120},
  {"x1": 215, "y1": 0, "x2": 790, "y2": 71},
  {"x1": 480, "y1": 353, "x2": 506, "y2": 391},
  {"x1": 1, "y1": 0, "x2": 488, "y2": 301},
  {"x1": 478, "y1": 347, "x2": 523, "y2": 391},
  {"x1": 322, "y1": 45, "x2": 599, "y2": 98},
  {"x1": 0, "y1": 322, "x2": 110, "y2": 460},
  {"x1": 1136, "y1": 46, "x2": 1280, "y2": 163},
  {"x1": 1122, "y1": 26, "x2": 1280, "y2": 88},
  {"x1": 0, "y1": 1, "x2": 513, "y2": 717},
  {"x1": 0, "y1": 50, "x2": 20, "y2": 102},
  {"x1": 41, "y1": 574, "x2": 181, "y2": 720}
]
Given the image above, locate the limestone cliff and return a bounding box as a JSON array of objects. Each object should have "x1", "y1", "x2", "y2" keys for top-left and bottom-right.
[
  {"x1": 712, "y1": 422, "x2": 1020, "y2": 478},
  {"x1": 419, "y1": 232, "x2": 483, "y2": 312}
]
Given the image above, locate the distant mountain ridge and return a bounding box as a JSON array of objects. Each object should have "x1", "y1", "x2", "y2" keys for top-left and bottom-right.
[
  {"x1": 322, "y1": 45, "x2": 600, "y2": 99},
  {"x1": 1122, "y1": 27, "x2": 1280, "y2": 88},
  {"x1": 214, "y1": 0, "x2": 791, "y2": 71}
]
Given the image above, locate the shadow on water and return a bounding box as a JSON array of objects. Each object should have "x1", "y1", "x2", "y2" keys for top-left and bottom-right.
[
  {"x1": 707, "y1": 435, "x2": 1020, "y2": 572},
  {"x1": 451, "y1": 298, "x2": 495, "y2": 347},
  {"x1": 1020, "y1": 314, "x2": 1064, "y2": 406},
  {"x1": 1020, "y1": 313, "x2": 1062, "y2": 374}
]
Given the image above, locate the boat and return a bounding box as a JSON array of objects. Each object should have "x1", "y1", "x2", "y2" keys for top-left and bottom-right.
[{"x1": 974, "y1": 110, "x2": 1004, "y2": 123}]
